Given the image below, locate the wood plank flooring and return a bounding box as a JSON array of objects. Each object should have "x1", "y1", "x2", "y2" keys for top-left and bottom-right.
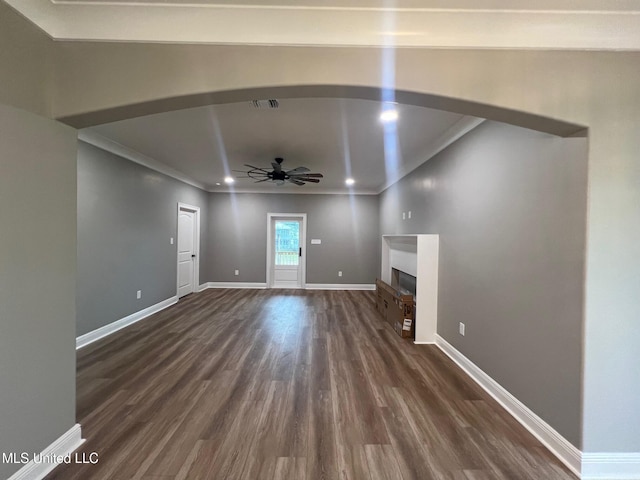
[{"x1": 46, "y1": 289, "x2": 577, "y2": 480}]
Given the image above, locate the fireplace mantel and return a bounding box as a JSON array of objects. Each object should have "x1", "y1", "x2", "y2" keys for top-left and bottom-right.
[{"x1": 381, "y1": 234, "x2": 439, "y2": 343}]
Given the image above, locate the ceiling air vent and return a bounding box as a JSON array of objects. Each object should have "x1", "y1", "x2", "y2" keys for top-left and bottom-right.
[{"x1": 251, "y1": 99, "x2": 279, "y2": 109}]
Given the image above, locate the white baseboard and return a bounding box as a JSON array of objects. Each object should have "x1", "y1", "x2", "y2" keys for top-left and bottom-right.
[
  {"x1": 413, "y1": 341, "x2": 436, "y2": 345},
  {"x1": 305, "y1": 283, "x2": 376, "y2": 290},
  {"x1": 198, "y1": 282, "x2": 375, "y2": 291},
  {"x1": 582, "y1": 453, "x2": 640, "y2": 479},
  {"x1": 76, "y1": 296, "x2": 178, "y2": 349},
  {"x1": 434, "y1": 334, "x2": 582, "y2": 478},
  {"x1": 200, "y1": 282, "x2": 267, "y2": 290},
  {"x1": 7, "y1": 424, "x2": 84, "y2": 480}
]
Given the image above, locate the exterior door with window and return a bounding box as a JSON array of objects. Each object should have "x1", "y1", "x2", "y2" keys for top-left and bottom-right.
[{"x1": 270, "y1": 217, "x2": 304, "y2": 288}]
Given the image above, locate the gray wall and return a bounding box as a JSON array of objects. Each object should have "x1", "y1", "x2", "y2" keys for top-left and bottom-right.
[
  {"x1": 0, "y1": 104, "x2": 78, "y2": 479},
  {"x1": 0, "y1": 2, "x2": 51, "y2": 116},
  {"x1": 207, "y1": 193, "x2": 379, "y2": 284},
  {"x1": 77, "y1": 142, "x2": 209, "y2": 336},
  {"x1": 380, "y1": 121, "x2": 588, "y2": 448}
]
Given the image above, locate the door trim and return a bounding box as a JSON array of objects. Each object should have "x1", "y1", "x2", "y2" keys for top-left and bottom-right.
[
  {"x1": 177, "y1": 202, "x2": 200, "y2": 297},
  {"x1": 266, "y1": 213, "x2": 307, "y2": 289}
]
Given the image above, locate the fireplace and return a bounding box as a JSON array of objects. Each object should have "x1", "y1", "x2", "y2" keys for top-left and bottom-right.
[
  {"x1": 391, "y1": 267, "x2": 417, "y2": 298},
  {"x1": 381, "y1": 234, "x2": 440, "y2": 343}
]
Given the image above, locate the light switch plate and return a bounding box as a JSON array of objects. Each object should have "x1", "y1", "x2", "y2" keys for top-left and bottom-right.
[{"x1": 311, "y1": 239, "x2": 321, "y2": 244}]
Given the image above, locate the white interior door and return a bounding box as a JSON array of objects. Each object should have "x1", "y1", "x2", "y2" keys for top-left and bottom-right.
[
  {"x1": 269, "y1": 216, "x2": 305, "y2": 288},
  {"x1": 177, "y1": 208, "x2": 197, "y2": 298}
]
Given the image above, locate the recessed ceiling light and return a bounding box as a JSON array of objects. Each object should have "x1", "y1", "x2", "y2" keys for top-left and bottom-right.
[
  {"x1": 380, "y1": 109, "x2": 399, "y2": 123},
  {"x1": 215, "y1": 182, "x2": 221, "y2": 186},
  {"x1": 345, "y1": 178, "x2": 355, "y2": 186},
  {"x1": 224, "y1": 176, "x2": 234, "y2": 184}
]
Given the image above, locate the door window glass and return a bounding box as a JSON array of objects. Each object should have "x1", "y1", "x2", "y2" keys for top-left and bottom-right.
[{"x1": 275, "y1": 221, "x2": 300, "y2": 266}]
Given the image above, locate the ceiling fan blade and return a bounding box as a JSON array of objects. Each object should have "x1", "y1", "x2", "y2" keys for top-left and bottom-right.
[
  {"x1": 235, "y1": 159, "x2": 320, "y2": 186},
  {"x1": 286, "y1": 166, "x2": 310, "y2": 174},
  {"x1": 244, "y1": 164, "x2": 270, "y2": 173},
  {"x1": 289, "y1": 172, "x2": 323, "y2": 178},
  {"x1": 246, "y1": 172, "x2": 270, "y2": 181},
  {"x1": 295, "y1": 175, "x2": 322, "y2": 180}
]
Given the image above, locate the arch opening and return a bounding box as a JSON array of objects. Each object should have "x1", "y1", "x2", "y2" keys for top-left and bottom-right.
[{"x1": 60, "y1": 84, "x2": 587, "y2": 138}]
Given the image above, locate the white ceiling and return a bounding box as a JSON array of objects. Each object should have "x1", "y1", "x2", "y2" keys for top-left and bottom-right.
[
  {"x1": 7, "y1": 0, "x2": 640, "y2": 49},
  {"x1": 81, "y1": 98, "x2": 480, "y2": 194}
]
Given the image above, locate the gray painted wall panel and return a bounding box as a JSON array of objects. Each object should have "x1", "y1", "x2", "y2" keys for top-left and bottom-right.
[
  {"x1": 207, "y1": 193, "x2": 379, "y2": 284},
  {"x1": 0, "y1": 2, "x2": 51, "y2": 116},
  {"x1": 0, "y1": 104, "x2": 77, "y2": 479},
  {"x1": 380, "y1": 121, "x2": 587, "y2": 447},
  {"x1": 77, "y1": 142, "x2": 209, "y2": 336}
]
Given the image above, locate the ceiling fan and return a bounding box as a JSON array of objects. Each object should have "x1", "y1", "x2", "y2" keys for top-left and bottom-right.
[{"x1": 233, "y1": 157, "x2": 324, "y2": 186}]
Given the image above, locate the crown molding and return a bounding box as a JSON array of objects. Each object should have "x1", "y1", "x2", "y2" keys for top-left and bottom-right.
[
  {"x1": 79, "y1": 130, "x2": 381, "y2": 194},
  {"x1": 6, "y1": 1, "x2": 640, "y2": 50},
  {"x1": 377, "y1": 116, "x2": 484, "y2": 194},
  {"x1": 80, "y1": 113, "x2": 481, "y2": 196},
  {"x1": 78, "y1": 130, "x2": 209, "y2": 191},
  {"x1": 208, "y1": 187, "x2": 378, "y2": 195}
]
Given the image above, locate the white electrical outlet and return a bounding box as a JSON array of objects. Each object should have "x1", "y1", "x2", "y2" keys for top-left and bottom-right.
[
  {"x1": 137, "y1": 290, "x2": 142, "y2": 300},
  {"x1": 459, "y1": 322, "x2": 465, "y2": 336},
  {"x1": 338, "y1": 271, "x2": 343, "y2": 277},
  {"x1": 234, "y1": 270, "x2": 239, "y2": 276},
  {"x1": 408, "y1": 211, "x2": 412, "y2": 219},
  {"x1": 402, "y1": 212, "x2": 406, "y2": 220},
  {"x1": 170, "y1": 237, "x2": 174, "y2": 245}
]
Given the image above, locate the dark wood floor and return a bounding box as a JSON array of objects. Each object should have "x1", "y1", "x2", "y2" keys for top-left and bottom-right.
[{"x1": 47, "y1": 289, "x2": 577, "y2": 480}]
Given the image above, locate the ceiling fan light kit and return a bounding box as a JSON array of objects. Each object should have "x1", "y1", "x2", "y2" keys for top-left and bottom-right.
[{"x1": 233, "y1": 157, "x2": 324, "y2": 187}]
